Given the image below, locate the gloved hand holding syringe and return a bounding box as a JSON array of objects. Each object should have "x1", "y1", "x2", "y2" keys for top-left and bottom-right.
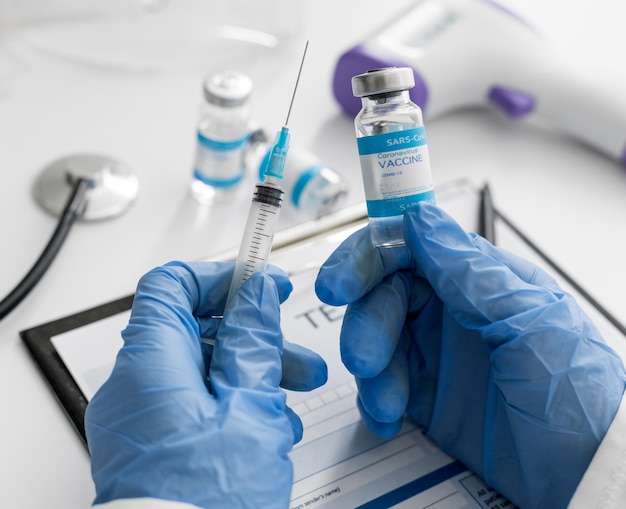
[{"x1": 225, "y1": 41, "x2": 309, "y2": 309}]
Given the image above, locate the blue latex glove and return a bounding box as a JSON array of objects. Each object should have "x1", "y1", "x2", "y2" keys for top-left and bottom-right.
[
  {"x1": 315, "y1": 203, "x2": 626, "y2": 509},
  {"x1": 85, "y1": 261, "x2": 327, "y2": 509}
]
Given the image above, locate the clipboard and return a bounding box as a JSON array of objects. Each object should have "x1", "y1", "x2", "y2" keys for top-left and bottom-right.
[{"x1": 20, "y1": 179, "x2": 626, "y2": 509}]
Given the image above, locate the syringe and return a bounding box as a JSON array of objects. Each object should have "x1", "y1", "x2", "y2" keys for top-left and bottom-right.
[{"x1": 225, "y1": 41, "x2": 309, "y2": 308}]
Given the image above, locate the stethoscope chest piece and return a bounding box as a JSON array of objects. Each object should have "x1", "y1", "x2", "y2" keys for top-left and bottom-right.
[{"x1": 34, "y1": 153, "x2": 139, "y2": 221}]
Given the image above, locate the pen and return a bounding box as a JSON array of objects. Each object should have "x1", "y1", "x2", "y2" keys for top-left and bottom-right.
[{"x1": 479, "y1": 182, "x2": 496, "y2": 244}]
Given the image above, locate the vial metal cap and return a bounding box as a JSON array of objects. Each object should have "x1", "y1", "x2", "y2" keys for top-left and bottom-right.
[
  {"x1": 203, "y1": 70, "x2": 252, "y2": 107},
  {"x1": 351, "y1": 67, "x2": 415, "y2": 97}
]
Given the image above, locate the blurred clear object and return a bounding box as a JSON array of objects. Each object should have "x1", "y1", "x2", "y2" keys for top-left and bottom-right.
[
  {"x1": 0, "y1": 0, "x2": 301, "y2": 72},
  {"x1": 135, "y1": 0, "x2": 169, "y2": 12}
]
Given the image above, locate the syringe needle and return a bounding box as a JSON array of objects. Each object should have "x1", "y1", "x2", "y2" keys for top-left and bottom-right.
[
  {"x1": 284, "y1": 40, "x2": 309, "y2": 127},
  {"x1": 264, "y1": 41, "x2": 310, "y2": 181}
]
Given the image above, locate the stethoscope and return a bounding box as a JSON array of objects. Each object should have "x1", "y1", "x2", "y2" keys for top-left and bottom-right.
[{"x1": 0, "y1": 153, "x2": 139, "y2": 320}]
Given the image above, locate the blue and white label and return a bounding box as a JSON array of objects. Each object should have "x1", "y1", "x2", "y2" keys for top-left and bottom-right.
[
  {"x1": 357, "y1": 127, "x2": 434, "y2": 217},
  {"x1": 193, "y1": 131, "x2": 249, "y2": 187}
]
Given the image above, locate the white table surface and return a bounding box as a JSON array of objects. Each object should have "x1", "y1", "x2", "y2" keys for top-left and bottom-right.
[{"x1": 2, "y1": 1, "x2": 626, "y2": 507}]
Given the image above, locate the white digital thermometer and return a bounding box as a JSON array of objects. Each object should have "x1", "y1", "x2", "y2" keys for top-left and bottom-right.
[{"x1": 333, "y1": 0, "x2": 626, "y2": 165}]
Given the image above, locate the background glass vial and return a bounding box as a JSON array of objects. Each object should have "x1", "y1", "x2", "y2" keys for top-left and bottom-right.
[
  {"x1": 191, "y1": 70, "x2": 252, "y2": 204},
  {"x1": 246, "y1": 129, "x2": 349, "y2": 218},
  {"x1": 352, "y1": 67, "x2": 435, "y2": 247}
]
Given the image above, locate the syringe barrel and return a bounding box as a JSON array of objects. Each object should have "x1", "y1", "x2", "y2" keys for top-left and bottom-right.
[{"x1": 226, "y1": 181, "x2": 283, "y2": 307}]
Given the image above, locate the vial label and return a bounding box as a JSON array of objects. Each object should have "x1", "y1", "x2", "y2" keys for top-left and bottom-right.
[
  {"x1": 357, "y1": 127, "x2": 434, "y2": 217},
  {"x1": 193, "y1": 131, "x2": 249, "y2": 187}
]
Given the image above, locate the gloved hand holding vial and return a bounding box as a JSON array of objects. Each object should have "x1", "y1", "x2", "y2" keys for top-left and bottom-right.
[{"x1": 315, "y1": 203, "x2": 626, "y2": 508}]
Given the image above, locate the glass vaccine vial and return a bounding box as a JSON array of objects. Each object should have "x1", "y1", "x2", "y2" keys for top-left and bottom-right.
[
  {"x1": 352, "y1": 67, "x2": 435, "y2": 247},
  {"x1": 246, "y1": 129, "x2": 350, "y2": 218},
  {"x1": 191, "y1": 70, "x2": 253, "y2": 204}
]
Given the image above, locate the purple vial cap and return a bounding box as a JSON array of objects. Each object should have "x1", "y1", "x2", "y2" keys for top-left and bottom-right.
[{"x1": 332, "y1": 44, "x2": 429, "y2": 117}]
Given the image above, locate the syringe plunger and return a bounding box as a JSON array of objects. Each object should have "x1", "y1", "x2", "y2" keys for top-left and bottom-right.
[{"x1": 225, "y1": 180, "x2": 284, "y2": 307}]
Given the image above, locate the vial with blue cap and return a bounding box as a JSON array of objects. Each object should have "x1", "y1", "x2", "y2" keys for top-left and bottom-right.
[
  {"x1": 352, "y1": 67, "x2": 435, "y2": 247},
  {"x1": 191, "y1": 70, "x2": 252, "y2": 204}
]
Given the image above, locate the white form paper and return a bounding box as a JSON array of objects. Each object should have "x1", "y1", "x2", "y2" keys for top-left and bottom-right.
[{"x1": 51, "y1": 180, "x2": 626, "y2": 508}]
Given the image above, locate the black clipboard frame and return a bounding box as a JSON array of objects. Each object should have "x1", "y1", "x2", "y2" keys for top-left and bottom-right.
[{"x1": 21, "y1": 294, "x2": 134, "y2": 443}]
